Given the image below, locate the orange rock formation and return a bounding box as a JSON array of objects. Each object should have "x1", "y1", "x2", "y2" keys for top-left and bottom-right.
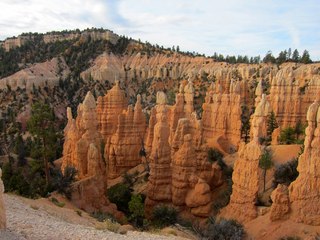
[
  {"x1": 61, "y1": 92, "x2": 109, "y2": 212},
  {"x1": 145, "y1": 94, "x2": 172, "y2": 208},
  {"x1": 269, "y1": 63, "x2": 320, "y2": 128},
  {"x1": 97, "y1": 80, "x2": 128, "y2": 141},
  {"x1": 220, "y1": 93, "x2": 270, "y2": 223},
  {"x1": 171, "y1": 134, "x2": 197, "y2": 206},
  {"x1": 0, "y1": 168, "x2": 6, "y2": 229},
  {"x1": 105, "y1": 94, "x2": 146, "y2": 178},
  {"x1": 270, "y1": 184, "x2": 290, "y2": 221},
  {"x1": 202, "y1": 81, "x2": 242, "y2": 151},
  {"x1": 289, "y1": 99, "x2": 320, "y2": 225}
]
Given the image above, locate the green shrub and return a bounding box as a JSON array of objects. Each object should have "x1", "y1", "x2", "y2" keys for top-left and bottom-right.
[
  {"x1": 91, "y1": 211, "x2": 115, "y2": 222},
  {"x1": 51, "y1": 197, "x2": 65, "y2": 207},
  {"x1": 204, "y1": 218, "x2": 245, "y2": 240},
  {"x1": 52, "y1": 166, "x2": 77, "y2": 199},
  {"x1": 107, "y1": 183, "x2": 132, "y2": 214},
  {"x1": 273, "y1": 158, "x2": 299, "y2": 187},
  {"x1": 279, "y1": 127, "x2": 296, "y2": 144},
  {"x1": 151, "y1": 205, "x2": 177, "y2": 228},
  {"x1": 128, "y1": 194, "x2": 145, "y2": 227}
]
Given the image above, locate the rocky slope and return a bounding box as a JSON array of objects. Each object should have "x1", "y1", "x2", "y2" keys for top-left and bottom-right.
[{"x1": 0, "y1": 194, "x2": 187, "y2": 240}]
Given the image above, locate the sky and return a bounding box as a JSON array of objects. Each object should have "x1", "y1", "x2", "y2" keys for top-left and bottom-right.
[{"x1": 1, "y1": 0, "x2": 319, "y2": 60}]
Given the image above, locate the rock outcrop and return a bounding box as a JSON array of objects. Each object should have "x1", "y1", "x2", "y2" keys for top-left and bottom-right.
[
  {"x1": 0, "y1": 57, "x2": 70, "y2": 92},
  {"x1": 171, "y1": 134, "x2": 197, "y2": 206},
  {"x1": 202, "y1": 81, "x2": 242, "y2": 151},
  {"x1": 185, "y1": 178, "x2": 212, "y2": 217},
  {"x1": 62, "y1": 91, "x2": 105, "y2": 179},
  {"x1": 269, "y1": 63, "x2": 320, "y2": 128},
  {"x1": 220, "y1": 93, "x2": 270, "y2": 223},
  {"x1": 289, "y1": 99, "x2": 320, "y2": 225},
  {"x1": 0, "y1": 168, "x2": 6, "y2": 229},
  {"x1": 270, "y1": 184, "x2": 290, "y2": 221},
  {"x1": 105, "y1": 94, "x2": 146, "y2": 178},
  {"x1": 145, "y1": 93, "x2": 172, "y2": 208},
  {"x1": 61, "y1": 92, "x2": 108, "y2": 212},
  {"x1": 97, "y1": 80, "x2": 128, "y2": 141}
]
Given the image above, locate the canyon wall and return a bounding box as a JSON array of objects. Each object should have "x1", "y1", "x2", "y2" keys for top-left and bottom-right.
[
  {"x1": 145, "y1": 95, "x2": 172, "y2": 209},
  {"x1": 220, "y1": 93, "x2": 270, "y2": 223},
  {"x1": 289, "y1": 99, "x2": 320, "y2": 225},
  {"x1": 269, "y1": 63, "x2": 320, "y2": 128},
  {"x1": 202, "y1": 81, "x2": 242, "y2": 152},
  {"x1": 61, "y1": 91, "x2": 108, "y2": 212},
  {"x1": 96, "y1": 80, "x2": 146, "y2": 178},
  {"x1": 105, "y1": 94, "x2": 146, "y2": 178},
  {"x1": 0, "y1": 57, "x2": 70, "y2": 91},
  {"x1": 0, "y1": 168, "x2": 6, "y2": 229}
]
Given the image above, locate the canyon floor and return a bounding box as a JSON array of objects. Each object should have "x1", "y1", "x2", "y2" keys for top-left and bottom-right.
[{"x1": 0, "y1": 194, "x2": 191, "y2": 240}]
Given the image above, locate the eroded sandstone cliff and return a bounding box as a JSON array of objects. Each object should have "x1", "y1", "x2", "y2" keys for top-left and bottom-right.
[
  {"x1": 220, "y1": 93, "x2": 271, "y2": 223},
  {"x1": 289, "y1": 98, "x2": 320, "y2": 225}
]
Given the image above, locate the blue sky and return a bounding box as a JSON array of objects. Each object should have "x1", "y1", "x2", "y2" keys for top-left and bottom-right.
[{"x1": 1, "y1": 0, "x2": 319, "y2": 60}]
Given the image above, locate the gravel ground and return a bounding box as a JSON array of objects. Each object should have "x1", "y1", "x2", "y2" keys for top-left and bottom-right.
[{"x1": 0, "y1": 194, "x2": 186, "y2": 240}]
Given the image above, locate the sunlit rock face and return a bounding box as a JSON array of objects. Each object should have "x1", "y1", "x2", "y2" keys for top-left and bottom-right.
[
  {"x1": 220, "y1": 92, "x2": 270, "y2": 223},
  {"x1": 289, "y1": 99, "x2": 320, "y2": 225}
]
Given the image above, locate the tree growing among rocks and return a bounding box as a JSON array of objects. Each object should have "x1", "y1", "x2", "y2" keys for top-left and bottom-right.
[{"x1": 259, "y1": 148, "x2": 273, "y2": 192}]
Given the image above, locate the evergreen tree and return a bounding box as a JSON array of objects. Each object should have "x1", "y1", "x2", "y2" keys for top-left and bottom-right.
[
  {"x1": 292, "y1": 49, "x2": 300, "y2": 62},
  {"x1": 266, "y1": 111, "x2": 278, "y2": 145},
  {"x1": 27, "y1": 102, "x2": 58, "y2": 186},
  {"x1": 301, "y1": 50, "x2": 312, "y2": 64},
  {"x1": 259, "y1": 148, "x2": 273, "y2": 192},
  {"x1": 277, "y1": 50, "x2": 287, "y2": 64},
  {"x1": 263, "y1": 51, "x2": 276, "y2": 63}
]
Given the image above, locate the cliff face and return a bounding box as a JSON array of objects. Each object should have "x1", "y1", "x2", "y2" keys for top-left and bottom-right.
[
  {"x1": 269, "y1": 63, "x2": 320, "y2": 128},
  {"x1": 202, "y1": 81, "x2": 242, "y2": 152},
  {"x1": 0, "y1": 168, "x2": 6, "y2": 229},
  {"x1": 61, "y1": 92, "x2": 108, "y2": 212},
  {"x1": 145, "y1": 96, "x2": 172, "y2": 209},
  {"x1": 62, "y1": 91, "x2": 105, "y2": 179},
  {"x1": 97, "y1": 80, "x2": 128, "y2": 142},
  {"x1": 105, "y1": 94, "x2": 146, "y2": 178},
  {"x1": 289, "y1": 99, "x2": 320, "y2": 225},
  {"x1": 0, "y1": 57, "x2": 70, "y2": 92},
  {"x1": 220, "y1": 93, "x2": 270, "y2": 223}
]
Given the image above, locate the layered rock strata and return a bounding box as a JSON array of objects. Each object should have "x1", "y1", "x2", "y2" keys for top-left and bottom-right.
[
  {"x1": 202, "y1": 81, "x2": 242, "y2": 151},
  {"x1": 96, "y1": 80, "x2": 128, "y2": 141},
  {"x1": 289, "y1": 99, "x2": 320, "y2": 225},
  {"x1": 185, "y1": 178, "x2": 212, "y2": 217},
  {"x1": 145, "y1": 94, "x2": 172, "y2": 208},
  {"x1": 171, "y1": 134, "x2": 197, "y2": 206},
  {"x1": 270, "y1": 184, "x2": 290, "y2": 221},
  {"x1": 221, "y1": 93, "x2": 270, "y2": 223},
  {"x1": 62, "y1": 91, "x2": 105, "y2": 179},
  {"x1": 0, "y1": 168, "x2": 6, "y2": 229},
  {"x1": 105, "y1": 94, "x2": 146, "y2": 178},
  {"x1": 269, "y1": 63, "x2": 320, "y2": 128},
  {"x1": 61, "y1": 92, "x2": 108, "y2": 212}
]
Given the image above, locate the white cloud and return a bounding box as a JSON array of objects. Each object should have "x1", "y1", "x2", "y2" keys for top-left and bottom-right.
[{"x1": 0, "y1": 0, "x2": 319, "y2": 60}]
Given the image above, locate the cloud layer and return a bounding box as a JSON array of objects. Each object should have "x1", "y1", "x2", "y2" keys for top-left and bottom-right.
[{"x1": 1, "y1": 0, "x2": 319, "y2": 60}]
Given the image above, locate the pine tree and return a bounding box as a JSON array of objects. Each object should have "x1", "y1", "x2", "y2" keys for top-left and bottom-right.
[
  {"x1": 301, "y1": 50, "x2": 312, "y2": 64},
  {"x1": 292, "y1": 49, "x2": 300, "y2": 62},
  {"x1": 27, "y1": 102, "x2": 58, "y2": 186},
  {"x1": 259, "y1": 148, "x2": 273, "y2": 192},
  {"x1": 266, "y1": 111, "x2": 278, "y2": 145}
]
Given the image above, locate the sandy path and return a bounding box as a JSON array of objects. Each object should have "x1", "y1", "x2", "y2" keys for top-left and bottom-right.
[{"x1": 0, "y1": 194, "x2": 185, "y2": 240}]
